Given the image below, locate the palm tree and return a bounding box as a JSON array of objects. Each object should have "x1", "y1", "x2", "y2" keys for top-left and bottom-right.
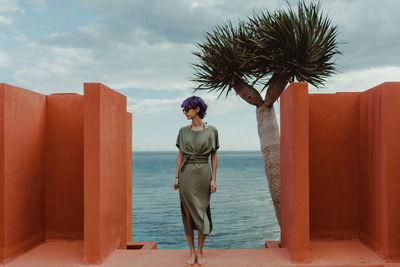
[{"x1": 192, "y1": 1, "x2": 341, "y2": 225}]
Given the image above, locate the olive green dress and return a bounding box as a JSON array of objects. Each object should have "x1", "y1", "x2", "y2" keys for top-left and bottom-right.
[{"x1": 176, "y1": 125, "x2": 219, "y2": 236}]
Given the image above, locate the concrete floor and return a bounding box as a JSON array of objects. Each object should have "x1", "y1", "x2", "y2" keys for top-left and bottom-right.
[{"x1": 2, "y1": 239, "x2": 400, "y2": 267}]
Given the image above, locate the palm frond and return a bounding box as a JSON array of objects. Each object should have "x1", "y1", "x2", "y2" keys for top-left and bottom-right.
[
  {"x1": 191, "y1": 20, "x2": 254, "y2": 97},
  {"x1": 248, "y1": 1, "x2": 342, "y2": 88},
  {"x1": 191, "y1": 1, "x2": 342, "y2": 96}
]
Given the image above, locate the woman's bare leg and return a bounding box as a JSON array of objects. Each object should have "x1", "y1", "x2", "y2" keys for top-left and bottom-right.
[
  {"x1": 197, "y1": 232, "x2": 206, "y2": 264},
  {"x1": 182, "y1": 203, "x2": 196, "y2": 264}
]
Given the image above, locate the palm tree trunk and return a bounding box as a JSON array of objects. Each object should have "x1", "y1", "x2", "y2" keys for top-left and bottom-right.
[
  {"x1": 256, "y1": 103, "x2": 281, "y2": 226},
  {"x1": 233, "y1": 78, "x2": 264, "y2": 107},
  {"x1": 232, "y1": 76, "x2": 286, "y2": 226}
]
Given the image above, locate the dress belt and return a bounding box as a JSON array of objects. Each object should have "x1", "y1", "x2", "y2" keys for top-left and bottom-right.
[{"x1": 180, "y1": 154, "x2": 209, "y2": 173}]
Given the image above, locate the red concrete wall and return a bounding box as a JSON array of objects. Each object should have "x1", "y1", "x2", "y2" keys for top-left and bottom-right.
[
  {"x1": 309, "y1": 92, "x2": 361, "y2": 239},
  {"x1": 1, "y1": 82, "x2": 132, "y2": 264},
  {"x1": 359, "y1": 82, "x2": 400, "y2": 260},
  {"x1": 0, "y1": 84, "x2": 47, "y2": 263},
  {"x1": 0, "y1": 85, "x2": 3, "y2": 263},
  {"x1": 45, "y1": 93, "x2": 84, "y2": 240},
  {"x1": 280, "y1": 82, "x2": 400, "y2": 261},
  {"x1": 126, "y1": 113, "x2": 132, "y2": 242},
  {"x1": 280, "y1": 82, "x2": 310, "y2": 262},
  {"x1": 83, "y1": 83, "x2": 129, "y2": 263}
]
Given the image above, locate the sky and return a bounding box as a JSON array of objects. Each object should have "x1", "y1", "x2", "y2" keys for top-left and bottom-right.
[{"x1": 1, "y1": 0, "x2": 399, "y2": 151}]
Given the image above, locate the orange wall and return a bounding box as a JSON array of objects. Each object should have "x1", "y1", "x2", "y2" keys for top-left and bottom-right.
[
  {"x1": 280, "y1": 82, "x2": 400, "y2": 261},
  {"x1": 1, "y1": 83, "x2": 132, "y2": 264},
  {"x1": 126, "y1": 113, "x2": 133, "y2": 242},
  {"x1": 0, "y1": 84, "x2": 47, "y2": 263},
  {"x1": 45, "y1": 93, "x2": 84, "y2": 239},
  {"x1": 0, "y1": 85, "x2": 3, "y2": 262},
  {"x1": 280, "y1": 82, "x2": 310, "y2": 262},
  {"x1": 359, "y1": 83, "x2": 400, "y2": 260},
  {"x1": 309, "y1": 92, "x2": 361, "y2": 239},
  {"x1": 83, "y1": 83, "x2": 129, "y2": 263}
]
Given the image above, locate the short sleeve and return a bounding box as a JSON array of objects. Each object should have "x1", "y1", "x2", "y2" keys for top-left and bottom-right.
[
  {"x1": 211, "y1": 127, "x2": 219, "y2": 153},
  {"x1": 176, "y1": 128, "x2": 182, "y2": 149}
]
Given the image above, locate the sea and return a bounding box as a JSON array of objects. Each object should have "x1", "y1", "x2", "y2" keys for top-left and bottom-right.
[{"x1": 132, "y1": 151, "x2": 280, "y2": 249}]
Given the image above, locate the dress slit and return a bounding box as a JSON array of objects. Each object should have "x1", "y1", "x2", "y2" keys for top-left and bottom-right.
[
  {"x1": 180, "y1": 201, "x2": 198, "y2": 233},
  {"x1": 180, "y1": 199, "x2": 212, "y2": 236}
]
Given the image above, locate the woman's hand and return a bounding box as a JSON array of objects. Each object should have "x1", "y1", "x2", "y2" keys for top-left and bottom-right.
[
  {"x1": 173, "y1": 178, "x2": 179, "y2": 190},
  {"x1": 210, "y1": 179, "x2": 217, "y2": 193}
]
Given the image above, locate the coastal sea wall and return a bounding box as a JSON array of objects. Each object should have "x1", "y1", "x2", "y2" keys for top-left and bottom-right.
[
  {"x1": 0, "y1": 83, "x2": 132, "y2": 264},
  {"x1": 280, "y1": 82, "x2": 400, "y2": 262}
]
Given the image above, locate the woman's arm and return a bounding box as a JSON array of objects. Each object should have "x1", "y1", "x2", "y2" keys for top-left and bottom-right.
[
  {"x1": 210, "y1": 151, "x2": 218, "y2": 193},
  {"x1": 173, "y1": 150, "x2": 183, "y2": 190}
]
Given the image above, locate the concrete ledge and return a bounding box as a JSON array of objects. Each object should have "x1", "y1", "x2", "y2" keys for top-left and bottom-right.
[
  {"x1": 2, "y1": 239, "x2": 393, "y2": 267},
  {"x1": 126, "y1": 242, "x2": 157, "y2": 250}
]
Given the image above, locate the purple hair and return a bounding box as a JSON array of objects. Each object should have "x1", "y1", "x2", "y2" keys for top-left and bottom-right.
[{"x1": 181, "y1": 96, "x2": 207, "y2": 119}]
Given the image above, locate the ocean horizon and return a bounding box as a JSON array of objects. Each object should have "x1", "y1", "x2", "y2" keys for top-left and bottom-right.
[{"x1": 132, "y1": 150, "x2": 280, "y2": 249}]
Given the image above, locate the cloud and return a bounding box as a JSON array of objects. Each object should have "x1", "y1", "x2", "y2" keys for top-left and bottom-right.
[
  {"x1": 12, "y1": 32, "x2": 27, "y2": 42},
  {"x1": 0, "y1": 51, "x2": 10, "y2": 68},
  {"x1": 0, "y1": 0, "x2": 21, "y2": 25},
  {"x1": 127, "y1": 90, "x2": 255, "y2": 118},
  {"x1": 127, "y1": 97, "x2": 184, "y2": 115},
  {"x1": 0, "y1": 15, "x2": 13, "y2": 25},
  {"x1": 0, "y1": 0, "x2": 21, "y2": 13},
  {"x1": 13, "y1": 45, "x2": 97, "y2": 94},
  {"x1": 196, "y1": 91, "x2": 256, "y2": 117},
  {"x1": 309, "y1": 66, "x2": 400, "y2": 94},
  {"x1": 19, "y1": 0, "x2": 280, "y2": 92},
  {"x1": 27, "y1": 0, "x2": 47, "y2": 11},
  {"x1": 23, "y1": 1, "x2": 223, "y2": 92},
  {"x1": 7, "y1": 0, "x2": 400, "y2": 96},
  {"x1": 76, "y1": 0, "x2": 276, "y2": 43},
  {"x1": 320, "y1": 0, "x2": 400, "y2": 72},
  {"x1": 15, "y1": 38, "x2": 196, "y2": 92}
]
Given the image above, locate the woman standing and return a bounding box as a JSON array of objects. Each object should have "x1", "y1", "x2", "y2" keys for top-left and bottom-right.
[{"x1": 173, "y1": 96, "x2": 219, "y2": 265}]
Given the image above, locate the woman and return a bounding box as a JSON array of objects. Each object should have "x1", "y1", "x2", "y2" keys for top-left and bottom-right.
[{"x1": 173, "y1": 96, "x2": 219, "y2": 265}]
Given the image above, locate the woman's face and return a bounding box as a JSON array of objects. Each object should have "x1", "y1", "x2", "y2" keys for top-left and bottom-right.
[{"x1": 182, "y1": 106, "x2": 200, "y2": 120}]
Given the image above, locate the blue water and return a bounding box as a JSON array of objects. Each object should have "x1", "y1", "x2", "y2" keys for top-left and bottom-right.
[{"x1": 132, "y1": 151, "x2": 280, "y2": 249}]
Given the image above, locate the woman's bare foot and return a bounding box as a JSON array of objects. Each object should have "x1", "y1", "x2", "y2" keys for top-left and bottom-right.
[
  {"x1": 197, "y1": 250, "x2": 206, "y2": 265},
  {"x1": 186, "y1": 251, "x2": 196, "y2": 265}
]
